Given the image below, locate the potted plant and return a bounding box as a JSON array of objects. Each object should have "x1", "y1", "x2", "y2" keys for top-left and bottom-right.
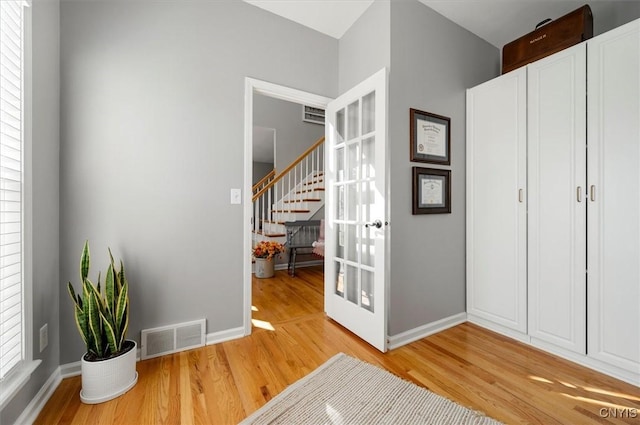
[
  {"x1": 252, "y1": 240, "x2": 285, "y2": 278},
  {"x1": 67, "y1": 241, "x2": 138, "y2": 404}
]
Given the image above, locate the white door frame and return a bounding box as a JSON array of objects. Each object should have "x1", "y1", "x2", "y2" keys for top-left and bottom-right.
[{"x1": 243, "y1": 78, "x2": 333, "y2": 335}]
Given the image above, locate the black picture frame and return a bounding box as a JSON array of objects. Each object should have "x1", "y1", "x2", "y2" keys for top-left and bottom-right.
[
  {"x1": 410, "y1": 108, "x2": 451, "y2": 165},
  {"x1": 412, "y1": 167, "x2": 451, "y2": 214}
]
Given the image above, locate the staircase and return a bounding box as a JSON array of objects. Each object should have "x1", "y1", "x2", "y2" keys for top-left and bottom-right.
[{"x1": 252, "y1": 137, "x2": 325, "y2": 248}]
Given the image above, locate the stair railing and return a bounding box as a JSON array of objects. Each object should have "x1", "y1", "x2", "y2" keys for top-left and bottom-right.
[
  {"x1": 252, "y1": 169, "x2": 275, "y2": 198},
  {"x1": 252, "y1": 136, "x2": 324, "y2": 234}
]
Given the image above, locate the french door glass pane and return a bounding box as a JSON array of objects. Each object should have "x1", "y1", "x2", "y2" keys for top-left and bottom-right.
[
  {"x1": 346, "y1": 265, "x2": 358, "y2": 304},
  {"x1": 362, "y1": 226, "x2": 375, "y2": 267},
  {"x1": 362, "y1": 137, "x2": 375, "y2": 178},
  {"x1": 362, "y1": 270, "x2": 374, "y2": 312},
  {"x1": 348, "y1": 143, "x2": 359, "y2": 180},
  {"x1": 336, "y1": 147, "x2": 344, "y2": 182},
  {"x1": 362, "y1": 91, "x2": 375, "y2": 134},
  {"x1": 347, "y1": 183, "x2": 358, "y2": 221},
  {"x1": 336, "y1": 185, "x2": 344, "y2": 220},
  {"x1": 346, "y1": 224, "x2": 357, "y2": 263},
  {"x1": 335, "y1": 261, "x2": 344, "y2": 296},
  {"x1": 336, "y1": 108, "x2": 345, "y2": 142},
  {"x1": 336, "y1": 224, "x2": 345, "y2": 259},
  {"x1": 361, "y1": 181, "x2": 373, "y2": 224},
  {"x1": 347, "y1": 101, "x2": 359, "y2": 141}
]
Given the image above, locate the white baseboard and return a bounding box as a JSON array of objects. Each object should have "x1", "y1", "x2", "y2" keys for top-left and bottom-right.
[
  {"x1": 530, "y1": 337, "x2": 640, "y2": 387},
  {"x1": 59, "y1": 360, "x2": 81, "y2": 378},
  {"x1": 206, "y1": 326, "x2": 245, "y2": 346},
  {"x1": 466, "y1": 314, "x2": 530, "y2": 344},
  {"x1": 14, "y1": 367, "x2": 62, "y2": 425},
  {"x1": 387, "y1": 312, "x2": 467, "y2": 350}
]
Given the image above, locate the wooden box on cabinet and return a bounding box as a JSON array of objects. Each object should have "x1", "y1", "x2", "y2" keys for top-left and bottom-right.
[{"x1": 502, "y1": 5, "x2": 593, "y2": 74}]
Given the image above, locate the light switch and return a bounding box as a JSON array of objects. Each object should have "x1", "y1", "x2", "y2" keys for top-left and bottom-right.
[{"x1": 230, "y1": 188, "x2": 241, "y2": 205}]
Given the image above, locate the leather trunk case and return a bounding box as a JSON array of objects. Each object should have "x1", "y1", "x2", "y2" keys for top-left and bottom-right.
[{"x1": 502, "y1": 5, "x2": 593, "y2": 74}]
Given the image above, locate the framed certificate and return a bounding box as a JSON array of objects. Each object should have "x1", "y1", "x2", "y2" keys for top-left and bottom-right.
[
  {"x1": 412, "y1": 167, "x2": 451, "y2": 214},
  {"x1": 409, "y1": 108, "x2": 451, "y2": 165}
]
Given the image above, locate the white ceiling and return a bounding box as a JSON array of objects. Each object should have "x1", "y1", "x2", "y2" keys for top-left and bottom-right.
[
  {"x1": 244, "y1": 0, "x2": 375, "y2": 39},
  {"x1": 243, "y1": 0, "x2": 638, "y2": 48}
]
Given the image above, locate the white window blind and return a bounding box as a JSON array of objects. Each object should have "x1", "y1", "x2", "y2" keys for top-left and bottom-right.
[{"x1": 0, "y1": 0, "x2": 25, "y2": 381}]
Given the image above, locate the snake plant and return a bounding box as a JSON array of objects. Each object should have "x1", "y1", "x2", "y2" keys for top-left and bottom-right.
[{"x1": 67, "y1": 241, "x2": 130, "y2": 360}]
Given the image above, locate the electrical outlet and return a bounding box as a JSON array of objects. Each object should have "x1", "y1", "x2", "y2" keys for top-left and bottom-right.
[{"x1": 39, "y1": 323, "x2": 48, "y2": 352}]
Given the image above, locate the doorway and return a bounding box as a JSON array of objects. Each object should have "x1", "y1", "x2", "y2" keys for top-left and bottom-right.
[{"x1": 243, "y1": 78, "x2": 332, "y2": 335}]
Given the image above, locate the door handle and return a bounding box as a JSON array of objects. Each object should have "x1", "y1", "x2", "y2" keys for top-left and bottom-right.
[
  {"x1": 590, "y1": 185, "x2": 596, "y2": 202},
  {"x1": 365, "y1": 220, "x2": 383, "y2": 229},
  {"x1": 518, "y1": 189, "x2": 524, "y2": 203},
  {"x1": 577, "y1": 187, "x2": 582, "y2": 202}
]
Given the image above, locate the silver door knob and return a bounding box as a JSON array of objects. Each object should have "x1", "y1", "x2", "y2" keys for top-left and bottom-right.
[{"x1": 365, "y1": 220, "x2": 383, "y2": 229}]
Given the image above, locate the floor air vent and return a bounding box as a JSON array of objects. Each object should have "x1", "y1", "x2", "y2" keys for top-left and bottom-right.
[{"x1": 141, "y1": 319, "x2": 206, "y2": 360}]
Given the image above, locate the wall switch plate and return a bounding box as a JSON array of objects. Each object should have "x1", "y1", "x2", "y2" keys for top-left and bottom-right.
[
  {"x1": 230, "y1": 188, "x2": 241, "y2": 205},
  {"x1": 39, "y1": 323, "x2": 48, "y2": 352}
]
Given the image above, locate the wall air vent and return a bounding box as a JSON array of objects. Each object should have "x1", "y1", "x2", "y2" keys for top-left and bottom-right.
[
  {"x1": 141, "y1": 318, "x2": 206, "y2": 360},
  {"x1": 302, "y1": 105, "x2": 325, "y2": 125}
]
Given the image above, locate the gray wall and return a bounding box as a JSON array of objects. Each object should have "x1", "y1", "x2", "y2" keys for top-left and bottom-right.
[
  {"x1": 252, "y1": 162, "x2": 274, "y2": 186},
  {"x1": 337, "y1": 0, "x2": 499, "y2": 336},
  {"x1": 591, "y1": 1, "x2": 640, "y2": 37},
  {"x1": 59, "y1": 0, "x2": 338, "y2": 364},
  {"x1": 338, "y1": 0, "x2": 390, "y2": 94},
  {"x1": 1, "y1": 0, "x2": 61, "y2": 424},
  {"x1": 387, "y1": 0, "x2": 499, "y2": 335},
  {"x1": 254, "y1": 95, "x2": 325, "y2": 173}
]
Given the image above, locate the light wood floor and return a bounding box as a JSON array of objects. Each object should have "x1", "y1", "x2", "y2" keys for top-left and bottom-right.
[{"x1": 37, "y1": 266, "x2": 640, "y2": 424}]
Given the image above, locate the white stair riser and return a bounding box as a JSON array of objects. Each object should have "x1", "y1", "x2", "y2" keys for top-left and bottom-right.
[{"x1": 252, "y1": 233, "x2": 286, "y2": 244}]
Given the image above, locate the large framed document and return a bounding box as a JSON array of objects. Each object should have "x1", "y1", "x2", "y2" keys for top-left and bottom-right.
[
  {"x1": 409, "y1": 108, "x2": 451, "y2": 165},
  {"x1": 412, "y1": 167, "x2": 451, "y2": 214}
]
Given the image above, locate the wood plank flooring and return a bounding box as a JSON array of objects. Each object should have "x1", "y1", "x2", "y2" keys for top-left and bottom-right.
[{"x1": 36, "y1": 266, "x2": 640, "y2": 424}]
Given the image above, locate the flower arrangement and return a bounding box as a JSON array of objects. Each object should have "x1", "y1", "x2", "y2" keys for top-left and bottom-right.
[{"x1": 252, "y1": 240, "x2": 286, "y2": 260}]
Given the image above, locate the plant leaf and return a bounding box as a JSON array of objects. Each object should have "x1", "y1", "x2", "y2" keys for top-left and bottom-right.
[
  {"x1": 73, "y1": 304, "x2": 89, "y2": 347},
  {"x1": 67, "y1": 282, "x2": 78, "y2": 307},
  {"x1": 80, "y1": 240, "x2": 90, "y2": 282},
  {"x1": 115, "y1": 282, "x2": 128, "y2": 338},
  {"x1": 117, "y1": 260, "x2": 125, "y2": 293},
  {"x1": 100, "y1": 310, "x2": 118, "y2": 355},
  {"x1": 105, "y1": 263, "x2": 115, "y2": 315},
  {"x1": 86, "y1": 280, "x2": 103, "y2": 356}
]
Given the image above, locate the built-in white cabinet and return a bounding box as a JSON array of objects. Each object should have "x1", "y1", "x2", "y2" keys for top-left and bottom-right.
[
  {"x1": 586, "y1": 20, "x2": 640, "y2": 377},
  {"x1": 527, "y1": 44, "x2": 587, "y2": 355},
  {"x1": 466, "y1": 68, "x2": 527, "y2": 336},
  {"x1": 466, "y1": 19, "x2": 639, "y2": 385}
]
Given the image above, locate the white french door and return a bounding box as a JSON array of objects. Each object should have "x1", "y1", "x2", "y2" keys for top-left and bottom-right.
[{"x1": 324, "y1": 68, "x2": 388, "y2": 352}]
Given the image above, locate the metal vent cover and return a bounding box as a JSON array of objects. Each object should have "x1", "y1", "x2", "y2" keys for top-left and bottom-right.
[{"x1": 141, "y1": 319, "x2": 206, "y2": 360}]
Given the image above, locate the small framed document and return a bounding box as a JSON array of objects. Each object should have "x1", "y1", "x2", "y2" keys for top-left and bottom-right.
[
  {"x1": 409, "y1": 108, "x2": 451, "y2": 165},
  {"x1": 412, "y1": 167, "x2": 451, "y2": 214}
]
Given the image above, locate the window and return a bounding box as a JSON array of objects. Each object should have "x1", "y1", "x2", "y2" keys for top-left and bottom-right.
[{"x1": 0, "y1": 1, "x2": 37, "y2": 409}]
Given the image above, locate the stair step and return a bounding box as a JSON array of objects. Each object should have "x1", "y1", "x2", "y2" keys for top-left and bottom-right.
[
  {"x1": 296, "y1": 188, "x2": 325, "y2": 194},
  {"x1": 262, "y1": 220, "x2": 286, "y2": 225},
  {"x1": 303, "y1": 179, "x2": 324, "y2": 186},
  {"x1": 283, "y1": 198, "x2": 321, "y2": 203},
  {"x1": 252, "y1": 230, "x2": 286, "y2": 237},
  {"x1": 272, "y1": 209, "x2": 311, "y2": 213}
]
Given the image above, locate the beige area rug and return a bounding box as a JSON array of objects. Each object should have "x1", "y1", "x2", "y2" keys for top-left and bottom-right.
[{"x1": 240, "y1": 353, "x2": 503, "y2": 425}]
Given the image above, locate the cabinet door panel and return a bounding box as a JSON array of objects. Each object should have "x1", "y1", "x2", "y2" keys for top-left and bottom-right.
[
  {"x1": 466, "y1": 68, "x2": 527, "y2": 332},
  {"x1": 587, "y1": 20, "x2": 640, "y2": 374},
  {"x1": 528, "y1": 44, "x2": 587, "y2": 354}
]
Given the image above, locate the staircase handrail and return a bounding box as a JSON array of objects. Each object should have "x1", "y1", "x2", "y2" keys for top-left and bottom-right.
[
  {"x1": 252, "y1": 169, "x2": 275, "y2": 194},
  {"x1": 252, "y1": 136, "x2": 325, "y2": 202}
]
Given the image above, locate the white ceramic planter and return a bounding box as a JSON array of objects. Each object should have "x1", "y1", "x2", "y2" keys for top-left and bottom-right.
[{"x1": 80, "y1": 340, "x2": 138, "y2": 404}]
